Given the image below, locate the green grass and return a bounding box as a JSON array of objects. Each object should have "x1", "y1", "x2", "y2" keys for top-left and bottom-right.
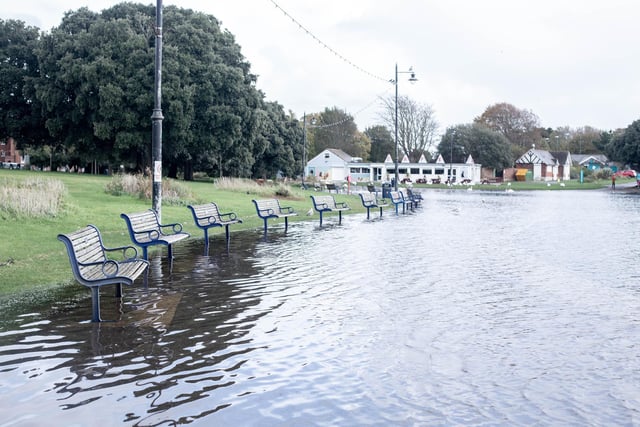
[{"x1": 0, "y1": 170, "x2": 364, "y2": 297}]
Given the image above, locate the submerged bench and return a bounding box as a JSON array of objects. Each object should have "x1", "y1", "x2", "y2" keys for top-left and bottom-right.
[
  {"x1": 359, "y1": 192, "x2": 389, "y2": 219},
  {"x1": 389, "y1": 191, "x2": 413, "y2": 215},
  {"x1": 120, "y1": 209, "x2": 190, "y2": 260},
  {"x1": 252, "y1": 198, "x2": 298, "y2": 234},
  {"x1": 406, "y1": 188, "x2": 424, "y2": 207},
  {"x1": 58, "y1": 224, "x2": 149, "y2": 322},
  {"x1": 187, "y1": 202, "x2": 243, "y2": 249},
  {"x1": 310, "y1": 194, "x2": 350, "y2": 226}
]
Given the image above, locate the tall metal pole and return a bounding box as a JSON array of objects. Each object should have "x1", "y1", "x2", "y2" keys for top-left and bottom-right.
[
  {"x1": 302, "y1": 112, "x2": 307, "y2": 189},
  {"x1": 394, "y1": 63, "x2": 399, "y2": 191},
  {"x1": 151, "y1": 0, "x2": 164, "y2": 220},
  {"x1": 450, "y1": 130, "x2": 454, "y2": 185}
]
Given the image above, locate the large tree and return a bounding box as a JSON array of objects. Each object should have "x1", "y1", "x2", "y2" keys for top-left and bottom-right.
[
  {"x1": 0, "y1": 19, "x2": 46, "y2": 146},
  {"x1": 438, "y1": 123, "x2": 512, "y2": 170},
  {"x1": 308, "y1": 107, "x2": 368, "y2": 159},
  {"x1": 474, "y1": 102, "x2": 541, "y2": 149},
  {"x1": 365, "y1": 125, "x2": 394, "y2": 162},
  {"x1": 378, "y1": 95, "x2": 438, "y2": 162},
  {"x1": 605, "y1": 120, "x2": 640, "y2": 167}
]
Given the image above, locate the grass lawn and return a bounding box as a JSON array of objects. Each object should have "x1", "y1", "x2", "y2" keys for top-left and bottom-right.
[{"x1": 0, "y1": 170, "x2": 365, "y2": 298}]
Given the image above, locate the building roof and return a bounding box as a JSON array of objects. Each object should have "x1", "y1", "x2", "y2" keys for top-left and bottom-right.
[
  {"x1": 572, "y1": 154, "x2": 608, "y2": 166},
  {"x1": 326, "y1": 148, "x2": 353, "y2": 162}
]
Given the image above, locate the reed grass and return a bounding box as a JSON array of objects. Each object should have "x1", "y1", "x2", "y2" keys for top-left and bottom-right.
[{"x1": 0, "y1": 177, "x2": 67, "y2": 219}]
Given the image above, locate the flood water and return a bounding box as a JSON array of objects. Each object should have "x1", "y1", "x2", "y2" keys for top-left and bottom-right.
[{"x1": 1, "y1": 189, "x2": 640, "y2": 426}]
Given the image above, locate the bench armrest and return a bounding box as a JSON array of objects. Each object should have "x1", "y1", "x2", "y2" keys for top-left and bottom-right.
[
  {"x1": 258, "y1": 208, "x2": 276, "y2": 216},
  {"x1": 78, "y1": 259, "x2": 122, "y2": 278},
  {"x1": 219, "y1": 212, "x2": 239, "y2": 222},
  {"x1": 335, "y1": 202, "x2": 349, "y2": 209},
  {"x1": 280, "y1": 206, "x2": 295, "y2": 214},
  {"x1": 103, "y1": 244, "x2": 140, "y2": 261},
  {"x1": 159, "y1": 222, "x2": 183, "y2": 234}
]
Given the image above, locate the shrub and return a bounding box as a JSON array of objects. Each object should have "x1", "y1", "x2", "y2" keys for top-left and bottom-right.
[
  {"x1": 0, "y1": 177, "x2": 67, "y2": 219},
  {"x1": 105, "y1": 174, "x2": 195, "y2": 205}
]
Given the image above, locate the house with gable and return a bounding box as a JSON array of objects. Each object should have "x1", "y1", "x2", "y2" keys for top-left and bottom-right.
[
  {"x1": 305, "y1": 148, "x2": 355, "y2": 182},
  {"x1": 571, "y1": 154, "x2": 609, "y2": 170},
  {"x1": 515, "y1": 147, "x2": 571, "y2": 181}
]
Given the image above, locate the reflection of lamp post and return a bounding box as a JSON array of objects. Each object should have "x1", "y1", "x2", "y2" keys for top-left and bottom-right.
[{"x1": 393, "y1": 63, "x2": 417, "y2": 191}]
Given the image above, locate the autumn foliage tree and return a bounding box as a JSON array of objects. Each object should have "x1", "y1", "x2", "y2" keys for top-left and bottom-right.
[{"x1": 474, "y1": 102, "x2": 541, "y2": 149}]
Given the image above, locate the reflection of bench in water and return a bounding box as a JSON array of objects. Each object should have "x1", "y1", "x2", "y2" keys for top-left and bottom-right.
[
  {"x1": 57, "y1": 224, "x2": 149, "y2": 322},
  {"x1": 310, "y1": 194, "x2": 350, "y2": 226}
]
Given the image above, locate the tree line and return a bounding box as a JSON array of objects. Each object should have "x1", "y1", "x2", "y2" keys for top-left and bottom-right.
[{"x1": 2, "y1": 3, "x2": 639, "y2": 180}]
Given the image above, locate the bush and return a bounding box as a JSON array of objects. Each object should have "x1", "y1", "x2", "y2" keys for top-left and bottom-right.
[{"x1": 105, "y1": 173, "x2": 195, "y2": 205}]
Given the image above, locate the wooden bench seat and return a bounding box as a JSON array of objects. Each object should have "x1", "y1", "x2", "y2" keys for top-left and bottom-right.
[
  {"x1": 120, "y1": 209, "x2": 190, "y2": 260},
  {"x1": 58, "y1": 224, "x2": 149, "y2": 322},
  {"x1": 252, "y1": 198, "x2": 298, "y2": 234},
  {"x1": 309, "y1": 194, "x2": 350, "y2": 226},
  {"x1": 187, "y1": 202, "x2": 242, "y2": 251},
  {"x1": 359, "y1": 192, "x2": 389, "y2": 219}
]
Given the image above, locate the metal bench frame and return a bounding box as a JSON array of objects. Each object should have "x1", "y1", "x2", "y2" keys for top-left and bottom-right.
[
  {"x1": 309, "y1": 195, "x2": 350, "y2": 226},
  {"x1": 359, "y1": 192, "x2": 389, "y2": 219},
  {"x1": 58, "y1": 224, "x2": 149, "y2": 322},
  {"x1": 252, "y1": 199, "x2": 298, "y2": 234},
  {"x1": 120, "y1": 209, "x2": 190, "y2": 260},
  {"x1": 187, "y1": 202, "x2": 243, "y2": 252},
  {"x1": 389, "y1": 191, "x2": 414, "y2": 215}
]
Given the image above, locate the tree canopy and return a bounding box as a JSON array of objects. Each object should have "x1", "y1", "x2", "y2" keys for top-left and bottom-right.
[{"x1": 438, "y1": 124, "x2": 512, "y2": 170}]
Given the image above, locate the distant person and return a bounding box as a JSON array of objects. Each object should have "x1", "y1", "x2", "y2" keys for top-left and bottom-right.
[{"x1": 612, "y1": 175, "x2": 616, "y2": 190}]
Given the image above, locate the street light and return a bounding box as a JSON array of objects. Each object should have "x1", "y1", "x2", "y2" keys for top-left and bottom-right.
[
  {"x1": 151, "y1": 0, "x2": 164, "y2": 220},
  {"x1": 301, "y1": 113, "x2": 316, "y2": 189},
  {"x1": 393, "y1": 63, "x2": 417, "y2": 191},
  {"x1": 449, "y1": 129, "x2": 454, "y2": 185}
]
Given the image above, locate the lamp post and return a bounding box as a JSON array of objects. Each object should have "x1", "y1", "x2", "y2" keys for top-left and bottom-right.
[
  {"x1": 151, "y1": 0, "x2": 163, "y2": 219},
  {"x1": 449, "y1": 130, "x2": 454, "y2": 185},
  {"x1": 393, "y1": 63, "x2": 417, "y2": 191},
  {"x1": 301, "y1": 113, "x2": 316, "y2": 189}
]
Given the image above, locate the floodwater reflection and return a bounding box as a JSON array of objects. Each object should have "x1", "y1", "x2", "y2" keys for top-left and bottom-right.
[{"x1": 1, "y1": 189, "x2": 640, "y2": 426}]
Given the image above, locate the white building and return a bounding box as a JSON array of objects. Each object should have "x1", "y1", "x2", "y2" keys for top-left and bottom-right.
[{"x1": 306, "y1": 148, "x2": 482, "y2": 185}]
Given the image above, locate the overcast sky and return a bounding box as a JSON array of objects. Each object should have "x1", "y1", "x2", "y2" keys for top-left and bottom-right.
[{"x1": 5, "y1": 0, "x2": 640, "y2": 134}]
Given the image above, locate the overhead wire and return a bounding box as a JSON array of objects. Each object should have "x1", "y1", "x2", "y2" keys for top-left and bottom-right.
[{"x1": 267, "y1": 0, "x2": 392, "y2": 128}]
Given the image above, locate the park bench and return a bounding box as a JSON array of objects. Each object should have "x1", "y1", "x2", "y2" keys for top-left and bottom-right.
[
  {"x1": 406, "y1": 188, "x2": 424, "y2": 207},
  {"x1": 325, "y1": 183, "x2": 339, "y2": 193},
  {"x1": 252, "y1": 198, "x2": 298, "y2": 234},
  {"x1": 58, "y1": 224, "x2": 149, "y2": 322},
  {"x1": 187, "y1": 202, "x2": 242, "y2": 251},
  {"x1": 359, "y1": 192, "x2": 389, "y2": 219},
  {"x1": 389, "y1": 191, "x2": 413, "y2": 215},
  {"x1": 309, "y1": 194, "x2": 350, "y2": 226},
  {"x1": 120, "y1": 209, "x2": 190, "y2": 261}
]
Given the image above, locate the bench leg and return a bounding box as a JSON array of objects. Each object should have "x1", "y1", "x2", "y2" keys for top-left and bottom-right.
[
  {"x1": 379, "y1": 207, "x2": 383, "y2": 218},
  {"x1": 319, "y1": 211, "x2": 323, "y2": 227},
  {"x1": 366, "y1": 207, "x2": 371, "y2": 220},
  {"x1": 338, "y1": 211, "x2": 342, "y2": 224},
  {"x1": 284, "y1": 217, "x2": 289, "y2": 231},
  {"x1": 142, "y1": 247, "x2": 149, "y2": 261},
  {"x1": 263, "y1": 218, "x2": 268, "y2": 235},
  {"x1": 90, "y1": 286, "x2": 102, "y2": 322},
  {"x1": 115, "y1": 283, "x2": 123, "y2": 298}
]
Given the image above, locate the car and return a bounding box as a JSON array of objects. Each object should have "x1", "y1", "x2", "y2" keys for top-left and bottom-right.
[{"x1": 613, "y1": 170, "x2": 637, "y2": 178}]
